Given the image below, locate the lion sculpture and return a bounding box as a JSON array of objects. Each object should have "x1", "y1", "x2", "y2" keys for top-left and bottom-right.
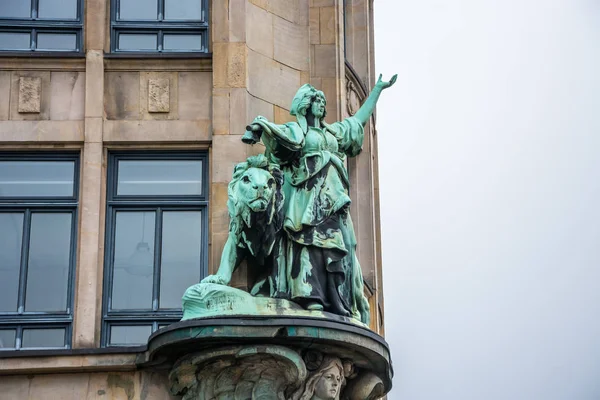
[{"x1": 201, "y1": 154, "x2": 286, "y2": 297}]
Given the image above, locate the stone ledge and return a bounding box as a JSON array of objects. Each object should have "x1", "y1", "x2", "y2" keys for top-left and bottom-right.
[
  {"x1": 0, "y1": 351, "x2": 140, "y2": 376},
  {"x1": 103, "y1": 120, "x2": 211, "y2": 143},
  {"x1": 0, "y1": 121, "x2": 84, "y2": 142}
]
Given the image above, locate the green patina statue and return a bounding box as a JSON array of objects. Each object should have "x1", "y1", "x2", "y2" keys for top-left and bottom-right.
[{"x1": 193, "y1": 75, "x2": 396, "y2": 326}]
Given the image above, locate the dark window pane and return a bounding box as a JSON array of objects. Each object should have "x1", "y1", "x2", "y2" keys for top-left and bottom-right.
[
  {"x1": 118, "y1": 33, "x2": 157, "y2": 50},
  {"x1": 0, "y1": 161, "x2": 75, "y2": 197},
  {"x1": 1, "y1": 0, "x2": 31, "y2": 18},
  {"x1": 0, "y1": 330, "x2": 16, "y2": 349},
  {"x1": 163, "y1": 34, "x2": 202, "y2": 51},
  {"x1": 22, "y1": 328, "x2": 65, "y2": 348},
  {"x1": 164, "y1": 0, "x2": 201, "y2": 20},
  {"x1": 0, "y1": 32, "x2": 31, "y2": 50},
  {"x1": 160, "y1": 211, "x2": 202, "y2": 309},
  {"x1": 118, "y1": 0, "x2": 158, "y2": 20},
  {"x1": 110, "y1": 325, "x2": 151, "y2": 345},
  {"x1": 25, "y1": 213, "x2": 72, "y2": 312},
  {"x1": 38, "y1": 0, "x2": 77, "y2": 19},
  {"x1": 117, "y1": 160, "x2": 202, "y2": 196},
  {"x1": 37, "y1": 33, "x2": 77, "y2": 51},
  {"x1": 111, "y1": 212, "x2": 155, "y2": 310},
  {"x1": 0, "y1": 213, "x2": 23, "y2": 312}
]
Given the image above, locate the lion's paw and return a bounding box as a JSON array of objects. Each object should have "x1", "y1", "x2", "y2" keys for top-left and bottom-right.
[{"x1": 201, "y1": 274, "x2": 229, "y2": 286}]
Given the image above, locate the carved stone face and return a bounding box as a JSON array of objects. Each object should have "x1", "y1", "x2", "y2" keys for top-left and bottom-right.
[
  {"x1": 313, "y1": 366, "x2": 342, "y2": 400},
  {"x1": 238, "y1": 167, "x2": 276, "y2": 212},
  {"x1": 311, "y1": 94, "x2": 326, "y2": 119}
]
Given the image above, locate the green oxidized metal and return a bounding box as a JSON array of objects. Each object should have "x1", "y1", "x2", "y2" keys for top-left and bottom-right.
[{"x1": 192, "y1": 75, "x2": 397, "y2": 327}]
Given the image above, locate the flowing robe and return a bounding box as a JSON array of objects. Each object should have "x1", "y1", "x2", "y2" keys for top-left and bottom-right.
[{"x1": 251, "y1": 116, "x2": 369, "y2": 322}]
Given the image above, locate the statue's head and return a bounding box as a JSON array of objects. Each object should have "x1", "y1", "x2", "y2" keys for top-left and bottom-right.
[
  {"x1": 290, "y1": 84, "x2": 327, "y2": 132},
  {"x1": 300, "y1": 356, "x2": 345, "y2": 400}
]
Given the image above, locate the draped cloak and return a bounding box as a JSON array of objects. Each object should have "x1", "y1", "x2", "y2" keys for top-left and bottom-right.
[{"x1": 250, "y1": 116, "x2": 367, "y2": 320}]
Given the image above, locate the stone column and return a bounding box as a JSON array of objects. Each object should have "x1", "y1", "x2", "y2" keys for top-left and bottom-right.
[{"x1": 73, "y1": 0, "x2": 107, "y2": 348}]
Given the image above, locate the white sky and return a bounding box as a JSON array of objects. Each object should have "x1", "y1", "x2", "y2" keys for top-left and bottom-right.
[{"x1": 374, "y1": 0, "x2": 600, "y2": 398}]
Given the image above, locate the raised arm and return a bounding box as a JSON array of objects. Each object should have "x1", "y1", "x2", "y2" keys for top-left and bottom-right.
[{"x1": 353, "y1": 74, "x2": 397, "y2": 127}]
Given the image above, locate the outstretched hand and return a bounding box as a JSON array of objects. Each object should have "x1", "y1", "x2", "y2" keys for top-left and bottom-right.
[{"x1": 376, "y1": 74, "x2": 397, "y2": 90}]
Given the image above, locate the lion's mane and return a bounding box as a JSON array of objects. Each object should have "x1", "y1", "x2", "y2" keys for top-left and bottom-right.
[{"x1": 227, "y1": 154, "x2": 285, "y2": 264}]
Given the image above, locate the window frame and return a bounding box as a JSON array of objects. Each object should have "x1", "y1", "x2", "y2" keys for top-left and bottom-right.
[
  {"x1": 0, "y1": 152, "x2": 80, "y2": 351},
  {"x1": 0, "y1": 0, "x2": 84, "y2": 54},
  {"x1": 110, "y1": 0, "x2": 209, "y2": 54},
  {"x1": 101, "y1": 151, "x2": 209, "y2": 347}
]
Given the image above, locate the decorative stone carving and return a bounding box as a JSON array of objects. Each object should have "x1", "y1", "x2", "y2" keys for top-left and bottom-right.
[
  {"x1": 18, "y1": 77, "x2": 41, "y2": 113},
  {"x1": 170, "y1": 346, "x2": 306, "y2": 400},
  {"x1": 168, "y1": 345, "x2": 385, "y2": 400},
  {"x1": 344, "y1": 65, "x2": 368, "y2": 119},
  {"x1": 148, "y1": 78, "x2": 170, "y2": 112},
  {"x1": 346, "y1": 80, "x2": 361, "y2": 117}
]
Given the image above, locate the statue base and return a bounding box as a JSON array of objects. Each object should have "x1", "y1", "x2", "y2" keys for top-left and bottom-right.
[
  {"x1": 142, "y1": 316, "x2": 392, "y2": 399},
  {"x1": 182, "y1": 282, "x2": 369, "y2": 328}
]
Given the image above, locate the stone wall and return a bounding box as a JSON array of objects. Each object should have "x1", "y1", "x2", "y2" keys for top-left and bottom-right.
[{"x1": 0, "y1": 0, "x2": 385, "y2": 390}]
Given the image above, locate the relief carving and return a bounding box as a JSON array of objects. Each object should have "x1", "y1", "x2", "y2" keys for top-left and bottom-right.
[
  {"x1": 18, "y1": 77, "x2": 41, "y2": 113},
  {"x1": 148, "y1": 78, "x2": 170, "y2": 113}
]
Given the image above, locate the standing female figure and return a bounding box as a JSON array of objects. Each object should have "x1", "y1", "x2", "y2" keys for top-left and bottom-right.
[{"x1": 244, "y1": 75, "x2": 396, "y2": 324}]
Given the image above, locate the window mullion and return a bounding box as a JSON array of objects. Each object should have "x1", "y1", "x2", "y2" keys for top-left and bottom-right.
[
  {"x1": 152, "y1": 208, "x2": 163, "y2": 312},
  {"x1": 31, "y1": 0, "x2": 38, "y2": 19},
  {"x1": 17, "y1": 209, "x2": 32, "y2": 314},
  {"x1": 158, "y1": 0, "x2": 165, "y2": 20},
  {"x1": 15, "y1": 325, "x2": 23, "y2": 350},
  {"x1": 30, "y1": 28, "x2": 36, "y2": 51}
]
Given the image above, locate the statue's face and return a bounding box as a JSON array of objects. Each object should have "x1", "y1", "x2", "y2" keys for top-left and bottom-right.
[
  {"x1": 238, "y1": 167, "x2": 276, "y2": 212},
  {"x1": 313, "y1": 366, "x2": 342, "y2": 399},
  {"x1": 311, "y1": 95, "x2": 326, "y2": 119}
]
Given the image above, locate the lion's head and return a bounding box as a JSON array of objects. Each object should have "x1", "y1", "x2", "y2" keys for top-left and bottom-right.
[{"x1": 228, "y1": 154, "x2": 284, "y2": 258}]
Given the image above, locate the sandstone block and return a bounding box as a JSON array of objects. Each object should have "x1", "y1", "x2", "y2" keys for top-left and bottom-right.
[
  {"x1": 178, "y1": 72, "x2": 211, "y2": 120},
  {"x1": 319, "y1": 6, "x2": 336, "y2": 45},
  {"x1": 85, "y1": 50, "x2": 104, "y2": 118},
  {"x1": 212, "y1": 88, "x2": 230, "y2": 135},
  {"x1": 274, "y1": 15, "x2": 310, "y2": 71},
  {"x1": 229, "y1": 0, "x2": 246, "y2": 42},
  {"x1": 309, "y1": 7, "x2": 320, "y2": 45},
  {"x1": 50, "y1": 72, "x2": 85, "y2": 120},
  {"x1": 104, "y1": 72, "x2": 139, "y2": 120},
  {"x1": 313, "y1": 44, "x2": 337, "y2": 78},
  {"x1": 246, "y1": 2, "x2": 273, "y2": 58},
  {"x1": 247, "y1": 49, "x2": 300, "y2": 109}
]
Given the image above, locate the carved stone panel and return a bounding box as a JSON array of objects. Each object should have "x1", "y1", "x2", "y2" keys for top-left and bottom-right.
[
  {"x1": 148, "y1": 78, "x2": 170, "y2": 113},
  {"x1": 18, "y1": 77, "x2": 42, "y2": 113}
]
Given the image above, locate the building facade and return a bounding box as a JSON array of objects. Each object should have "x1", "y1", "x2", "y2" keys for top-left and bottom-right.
[{"x1": 0, "y1": 0, "x2": 384, "y2": 397}]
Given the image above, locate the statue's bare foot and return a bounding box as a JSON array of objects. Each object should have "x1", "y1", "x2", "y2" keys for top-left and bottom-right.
[
  {"x1": 200, "y1": 274, "x2": 229, "y2": 285},
  {"x1": 306, "y1": 301, "x2": 324, "y2": 311}
]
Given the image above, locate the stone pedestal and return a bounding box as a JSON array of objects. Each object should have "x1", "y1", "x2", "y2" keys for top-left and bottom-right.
[{"x1": 143, "y1": 317, "x2": 392, "y2": 399}]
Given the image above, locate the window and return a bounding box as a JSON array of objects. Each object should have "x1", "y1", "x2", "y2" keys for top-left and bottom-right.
[
  {"x1": 0, "y1": 153, "x2": 79, "y2": 350},
  {"x1": 110, "y1": 0, "x2": 209, "y2": 53},
  {"x1": 0, "y1": 0, "x2": 83, "y2": 53},
  {"x1": 102, "y1": 152, "x2": 208, "y2": 347}
]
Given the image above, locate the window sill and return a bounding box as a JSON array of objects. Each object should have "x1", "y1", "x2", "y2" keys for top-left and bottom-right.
[
  {"x1": 0, "y1": 51, "x2": 85, "y2": 58},
  {"x1": 104, "y1": 52, "x2": 212, "y2": 59}
]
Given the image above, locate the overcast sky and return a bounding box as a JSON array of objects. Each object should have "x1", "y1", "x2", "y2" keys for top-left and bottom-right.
[{"x1": 374, "y1": 0, "x2": 600, "y2": 398}]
